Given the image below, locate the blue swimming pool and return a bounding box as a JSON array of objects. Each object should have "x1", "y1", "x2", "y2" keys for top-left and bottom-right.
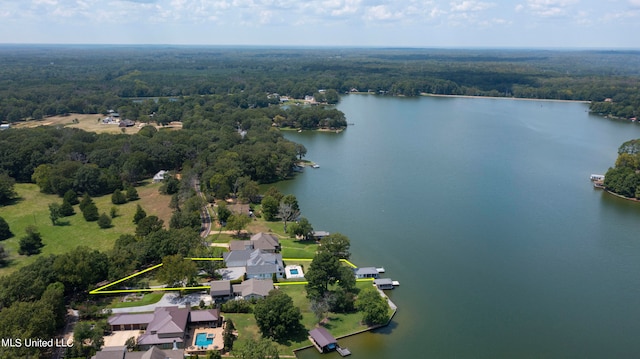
[
  {"x1": 290, "y1": 269, "x2": 299, "y2": 275},
  {"x1": 195, "y1": 333, "x2": 213, "y2": 347}
]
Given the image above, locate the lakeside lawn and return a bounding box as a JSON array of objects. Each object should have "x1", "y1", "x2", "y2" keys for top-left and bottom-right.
[
  {"x1": 0, "y1": 181, "x2": 172, "y2": 276},
  {"x1": 226, "y1": 282, "x2": 371, "y2": 357}
]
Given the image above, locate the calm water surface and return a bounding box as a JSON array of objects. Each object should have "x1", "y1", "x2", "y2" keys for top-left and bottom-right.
[{"x1": 279, "y1": 95, "x2": 640, "y2": 359}]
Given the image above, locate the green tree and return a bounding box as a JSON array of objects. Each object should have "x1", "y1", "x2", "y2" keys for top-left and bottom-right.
[
  {"x1": 226, "y1": 213, "x2": 251, "y2": 236},
  {"x1": 53, "y1": 246, "x2": 109, "y2": 295},
  {"x1": 160, "y1": 175, "x2": 180, "y2": 195},
  {"x1": 133, "y1": 204, "x2": 147, "y2": 224},
  {"x1": 0, "y1": 173, "x2": 17, "y2": 205},
  {"x1": 0, "y1": 216, "x2": 13, "y2": 240},
  {"x1": 223, "y1": 318, "x2": 236, "y2": 352},
  {"x1": 294, "y1": 143, "x2": 307, "y2": 160},
  {"x1": 64, "y1": 189, "x2": 79, "y2": 205},
  {"x1": 59, "y1": 199, "x2": 75, "y2": 216},
  {"x1": 318, "y1": 232, "x2": 351, "y2": 259},
  {"x1": 135, "y1": 215, "x2": 164, "y2": 237},
  {"x1": 287, "y1": 217, "x2": 313, "y2": 240},
  {"x1": 264, "y1": 186, "x2": 284, "y2": 202},
  {"x1": 78, "y1": 193, "x2": 93, "y2": 212},
  {"x1": 125, "y1": 336, "x2": 137, "y2": 351},
  {"x1": 18, "y1": 226, "x2": 44, "y2": 256},
  {"x1": 217, "y1": 203, "x2": 232, "y2": 225},
  {"x1": 0, "y1": 244, "x2": 8, "y2": 267},
  {"x1": 355, "y1": 286, "x2": 390, "y2": 326},
  {"x1": 82, "y1": 201, "x2": 100, "y2": 221},
  {"x1": 238, "y1": 178, "x2": 260, "y2": 203},
  {"x1": 48, "y1": 202, "x2": 62, "y2": 225},
  {"x1": 98, "y1": 212, "x2": 113, "y2": 228},
  {"x1": 111, "y1": 189, "x2": 127, "y2": 204},
  {"x1": 232, "y1": 338, "x2": 280, "y2": 359},
  {"x1": 253, "y1": 289, "x2": 303, "y2": 342},
  {"x1": 305, "y1": 251, "x2": 341, "y2": 300},
  {"x1": 156, "y1": 254, "x2": 198, "y2": 287},
  {"x1": 126, "y1": 186, "x2": 139, "y2": 201},
  {"x1": 260, "y1": 195, "x2": 279, "y2": 221}
]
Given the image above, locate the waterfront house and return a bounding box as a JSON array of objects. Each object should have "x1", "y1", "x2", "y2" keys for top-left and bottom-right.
[
  {"x1": 232, "y1": 278, "x2": 274, "y2": 300},
  {"x1": 223, "y1": 249, "x2": 285, "y2": 279},
  {"x1": 250, "y1": 232, "x2": 280, "y2": 252},
  {"x1": 312, "y1": 231, "x2": 330, "y2": 240},
  {"x1": 373, "y1": 278, "x2": 394, "y2": 290},
  {"x1": 309, "y1": 327, "x2": 338, "y2": 353},
  {"x1": 354, "y1": 267, "x2": 379, "y2": 279}
]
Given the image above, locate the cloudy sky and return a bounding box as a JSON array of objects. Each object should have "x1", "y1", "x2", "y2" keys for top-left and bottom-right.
[{"x1": 0, "y1": 0, "x2": 638, "y2": 48}]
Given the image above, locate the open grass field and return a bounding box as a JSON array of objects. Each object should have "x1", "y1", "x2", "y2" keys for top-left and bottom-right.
[
  {"x1": 11, "y1": 113, "x2": 182, "y2": 135},
  {"x1": 0, "y1": 181, "x2": 172, "y2": 276}
]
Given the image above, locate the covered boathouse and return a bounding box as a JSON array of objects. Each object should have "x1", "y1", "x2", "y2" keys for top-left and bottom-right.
[
  {"x1": 309, "y1": 327, "x2": 337, "y2": 353},
  {"x1": 308, "y1": 327, "x2": 351, "y2": 356}
]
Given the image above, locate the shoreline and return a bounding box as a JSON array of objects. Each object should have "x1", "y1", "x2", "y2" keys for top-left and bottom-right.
[
  {"x1": 347, "y1": 91, "x2": 590, "y2": 104},
  {"x1": 422, "y1": 93, "x2": 591, "y2": 104}
]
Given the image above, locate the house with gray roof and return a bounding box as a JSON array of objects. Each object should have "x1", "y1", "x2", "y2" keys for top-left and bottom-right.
[
  {"x1": 107, "y1": 307, "x2": 222, "y2": 351},
  {"x1": 210, "y1": 280, "x2": 232, "y2": 301},
  {"x1": 354, "y1": 267, "x2": 379, "y2": 279},
  {"x1": 232, "y1": 278, "x2": 274, "y2": 300},
  {"x1": 223, "y1": 249, "x2": 285, "y2": 279},
  {"x1": 136, "y1": 307, "x2": 189, "y2": 350},
  {"x1": 228, "y1": 233, "x2": 280, "y2": 253},
  {"x1": 92, "y1": 346, "x2": 184, "y2": 359},
  {"x1": 189, "y1": 309, "x2": 222, "y2": 328},
  {"x1": 250, "y1": 232, "x2": 280, "y2": 252}
]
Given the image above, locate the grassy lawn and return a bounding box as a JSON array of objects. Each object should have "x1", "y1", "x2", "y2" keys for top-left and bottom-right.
[
  {"x1": 224, "y1": 283, "x2": 371, "y2": 357},
  {"x1": 109, "y1": 292, "x2": 164, "y2": 308},
  {"x1": 0, "y1": 181, "x2": 171, "y2": 276}
]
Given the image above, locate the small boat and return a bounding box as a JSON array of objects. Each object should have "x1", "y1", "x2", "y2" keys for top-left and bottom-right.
[{"x1": 311, "y1": 164, "x2": 320, "y2": 168}]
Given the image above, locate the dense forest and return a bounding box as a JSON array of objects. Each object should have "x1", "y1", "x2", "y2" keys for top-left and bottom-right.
[{"x1": 0, "y1": 46, "x2": 639, "y2": 123}]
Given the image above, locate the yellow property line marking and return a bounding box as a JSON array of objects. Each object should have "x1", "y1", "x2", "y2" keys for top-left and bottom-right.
[{"x1": 91, "y1": 257, "x2": 362, "y2": 294}]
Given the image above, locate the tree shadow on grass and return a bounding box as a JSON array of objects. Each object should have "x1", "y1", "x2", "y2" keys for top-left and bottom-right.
[
  {"x1": 276, "y1": 323, "x2": 310, "y2": 346},
  {"x1": 320, "y1": 316, "x2": 343, "y2": 331},
  {"x1": 2, "y1": 196, "x2": 24, "y2": 206},
  {"x1": 55, "y1": 220, "x2": 71, "y2": 226}
]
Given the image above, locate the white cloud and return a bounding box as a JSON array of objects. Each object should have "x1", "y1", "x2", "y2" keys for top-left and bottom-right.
[
  {"x1": 450, "y1": 1, "x2": 495, "y2": 12},
  {"x1": 523, "y1": 0, "x2": 579, "y2": 17}
]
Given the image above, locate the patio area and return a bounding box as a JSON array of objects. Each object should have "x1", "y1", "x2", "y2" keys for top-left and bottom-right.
[{"x1": 103, "y1": 330, "x2": 140, "y2": 347}]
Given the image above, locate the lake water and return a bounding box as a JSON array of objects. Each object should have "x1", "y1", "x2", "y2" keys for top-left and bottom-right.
[{"x1": 278, "y1": 95, "x2": 640, "y2": 359}]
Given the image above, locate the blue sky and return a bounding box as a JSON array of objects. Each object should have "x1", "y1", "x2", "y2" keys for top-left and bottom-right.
[{"x1": 0, "y1": 0, "x2": 638, "y2": 48}]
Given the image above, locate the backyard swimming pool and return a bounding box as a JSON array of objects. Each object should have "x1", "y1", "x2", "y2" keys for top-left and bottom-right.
[
  {"x1": 285, "y1": 265, "x2": 305, "y2": 279},
  {"x1": 195, "y1": 333, "x2": 213, "y2": 347}
]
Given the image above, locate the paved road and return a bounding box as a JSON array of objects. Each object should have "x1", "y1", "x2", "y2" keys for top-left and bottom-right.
[{"x1": 110, "y1": 292, "x2": 213, "y2": 313}]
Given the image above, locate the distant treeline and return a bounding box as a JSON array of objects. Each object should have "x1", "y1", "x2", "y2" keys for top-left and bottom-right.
[{"x1": 0, "y1": 46, "x2": 638, "y2": 122}]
